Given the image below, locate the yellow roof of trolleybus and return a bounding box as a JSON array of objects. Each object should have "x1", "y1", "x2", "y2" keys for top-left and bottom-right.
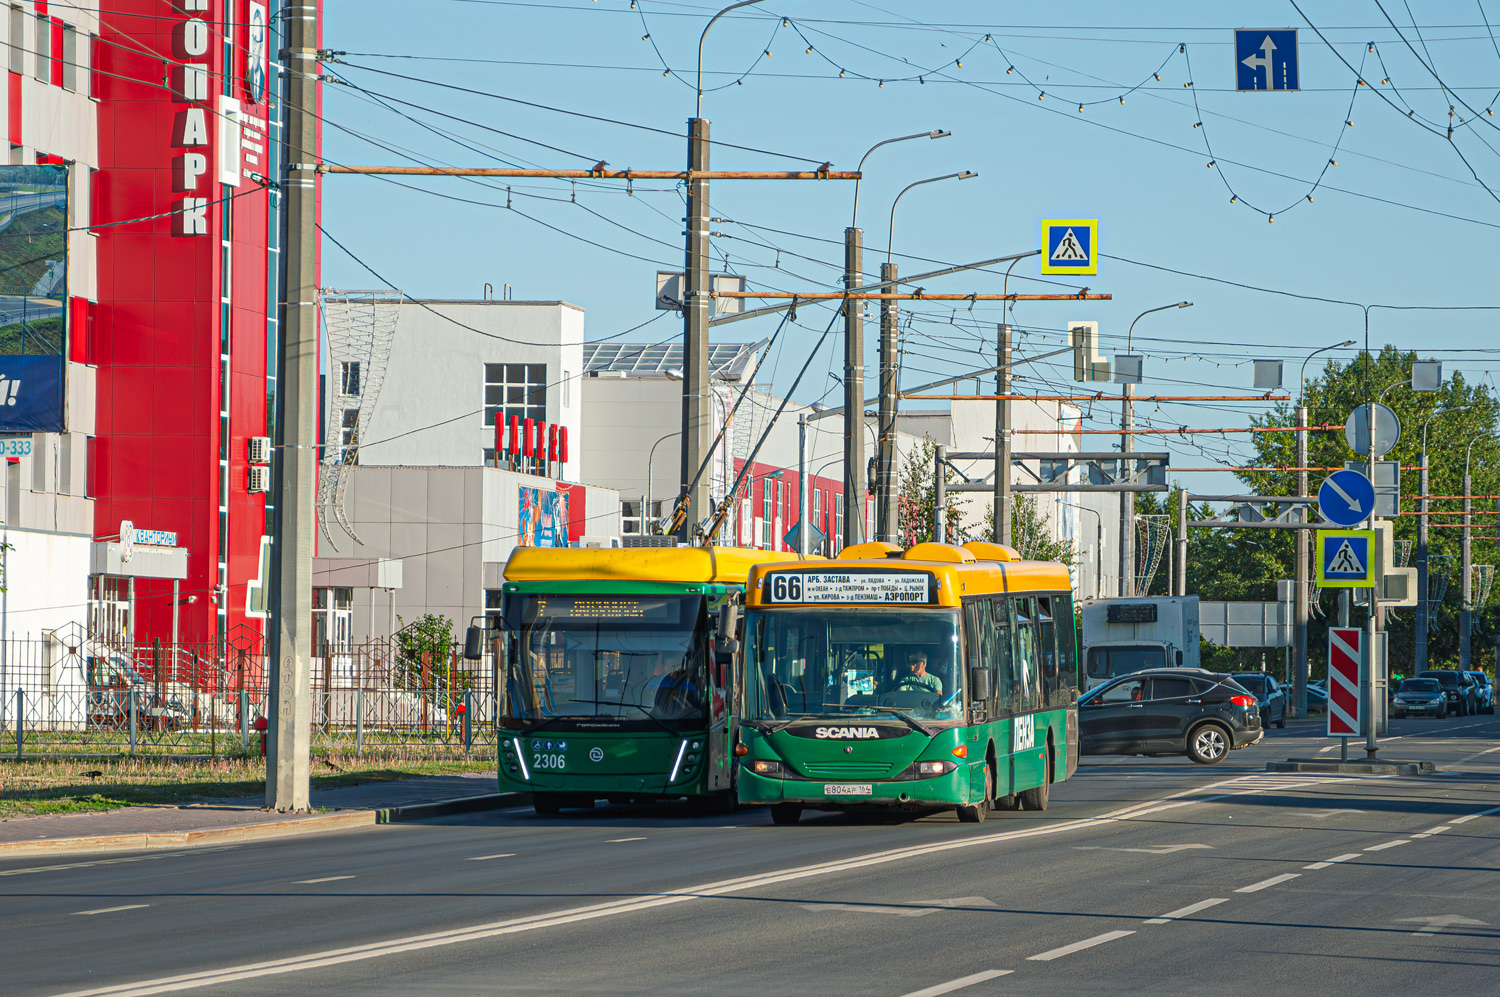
[
  {"x1": 505, "y1": 545, "x2": 812, "y2": 585},
  {"x1": 745, "y1": 541, "x2": 1072, "y2": 609}
]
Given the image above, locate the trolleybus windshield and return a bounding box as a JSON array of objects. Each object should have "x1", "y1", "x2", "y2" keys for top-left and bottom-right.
[
  {"x1": 502, "y1": 594, "x2": 709, "y2": 729},
  {"x1": 746, "y1": 609, "x2": 964, "y2": 725}
]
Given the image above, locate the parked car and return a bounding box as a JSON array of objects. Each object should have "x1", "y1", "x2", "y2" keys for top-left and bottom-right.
[
  {"x1": 1079, "y1": 668, "x2": 1263, "y2": 765},
  {"x1": 1231, "y1": 672, "x2": 1288, "y2": 729},
  {"x1": 1391, "y1": 678, "x2": 1447, "y2": 719},
  {"x1": 1304, "y1": 680, "x2": 1327, "y2": 714},
  {"x1": 1465, "y1": 671, "x2": 1495, "y2": 715},
  {"x1": 1416, "y1": 669, "x2": 1478, "y2": 717}
]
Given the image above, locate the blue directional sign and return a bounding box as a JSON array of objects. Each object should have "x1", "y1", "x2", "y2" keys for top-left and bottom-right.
[
  {"x1": 1235, "y1": 29, "x2": 1299, "y2": 92},
  {"x1": 1318, "y1": 468, "x2": 1375, "y2": 528}
]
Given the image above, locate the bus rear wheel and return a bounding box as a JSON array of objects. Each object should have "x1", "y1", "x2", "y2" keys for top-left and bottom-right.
[
  {"x1": 957, "y1": 763, "x2": 992, "y2": 823},
  {"x1": 1019, "y1": 751, "x2": 1051, "y2": 811},
  {"x1": 770, "y1": 803, "x2": 802, "y2": 825}
]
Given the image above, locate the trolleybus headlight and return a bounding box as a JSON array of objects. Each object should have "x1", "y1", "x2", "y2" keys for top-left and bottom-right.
[
  {"x1": 691, "y1": 741, "x2": 702, "y2": 750},
  {"x1": 917, "y1": 760, "x2": 957, "y2": 776},
  {"x1": 686, "y1": 754, "x2": 700, "y2": 765},
  {"x1": 750, "y1": 759, "x2": 785, "y2": 776}
]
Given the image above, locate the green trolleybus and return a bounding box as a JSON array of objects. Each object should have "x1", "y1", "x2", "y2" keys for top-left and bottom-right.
[
  {"x1": 495, "y1": 545, "x2": 807, "y2": 815},
  {"x1": 737, "y1": 540, "x2": 1079, "y2": 824}
]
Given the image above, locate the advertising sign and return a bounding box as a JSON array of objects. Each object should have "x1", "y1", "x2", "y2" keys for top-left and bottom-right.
[
  {"x1": 0, "y1": 165, "x2": 68, "y2": 432},
  {"x1": 519, "y1": 486, "x2": 570, "y2": 548}
]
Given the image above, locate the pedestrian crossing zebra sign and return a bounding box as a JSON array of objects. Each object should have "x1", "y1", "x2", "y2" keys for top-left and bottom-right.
[
  {"x1": 1316, "y1": 529, "x2": 1374, "y2": 588},
  {"x1": 1041, "y1": 218, "x2": 1098, "y2": 275}
]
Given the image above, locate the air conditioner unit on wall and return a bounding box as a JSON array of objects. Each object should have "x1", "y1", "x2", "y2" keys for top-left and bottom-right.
[
  {"x1": 248, "y1": 436, "x2": 271, "y2": 465},
  {"x1": 248, "y1": 465, "x2": 270, "y2": 494}
]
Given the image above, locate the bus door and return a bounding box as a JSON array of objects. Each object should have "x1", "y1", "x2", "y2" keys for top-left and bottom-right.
[
  {"x1": 1009, "y1": 596, "x2": 1046, "y2": 792},
  {"x1": 706, "y1": 592, "x2": 739, "y2": 793}
]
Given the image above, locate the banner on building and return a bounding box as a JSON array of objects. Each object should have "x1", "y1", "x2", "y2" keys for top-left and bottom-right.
[
  {"x1": 519, "y1": 487, "x2": 570, "y2": 548},
  {"x1": 0, "y1": 165, "x2": 68, "y2": 433}
]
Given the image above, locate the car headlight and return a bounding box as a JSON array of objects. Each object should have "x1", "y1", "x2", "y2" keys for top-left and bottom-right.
[
  {"x1": 749, "y1": 759, "x2": 785, "y2": 776},
  {"x1": 1392, "y1": 698, "x2": 1406, "y2": 705}
]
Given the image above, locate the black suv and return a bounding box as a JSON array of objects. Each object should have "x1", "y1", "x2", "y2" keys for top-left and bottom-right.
[
  {"x1": 1416, "y1": 670, "x2": 1478, "y2": 717},
  {"x1": 1079, "y1": 668, "x2": 1263, "y2": 764}
]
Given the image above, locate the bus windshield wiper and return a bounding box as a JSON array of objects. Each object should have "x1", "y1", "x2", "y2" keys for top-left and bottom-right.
[
  {"x1": 823, "y1": 703, "x2": 934, "y2": 736},
  {"x1": 565, "y1": 699, "x2": 679, "y2": 736}
]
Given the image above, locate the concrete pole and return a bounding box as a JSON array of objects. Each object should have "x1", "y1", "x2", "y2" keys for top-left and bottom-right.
[
  {"x1": 1365, "y1": 399, "x2": 1378, "y2": 759},
  {"x1": 1175, "y1": 487, "x2": 1188, "y2": 597},
  {"x1": 994, "y1": 324, "x2": 1013, "y2": 545},
  {"x1": 1293, "y1": 403, "x2": 1310, "y2": 717},
  {"x1": 842, "y1": 227, "x2": 865, "y2": 550},
  {"x1": 876, "y1": 261, "x2": 899, "y2": 543},
  {"x1": 1462, "y1": 471, "x2": 1472, "y2": 669},
  {"x1": 1414, "y1": 451, "x2": 1430, "y2": 670},
  {"x1": 267, "y1": 2, "x2": 319, "y2": 811},
  {"x1": 797, "y1": 414, "x2": 810, "y2": 556},
  {"x1": 679, "y1": 116, "x2": 713, "y2": 542},
  {"x1": 934, "y1": 444, "x2": 947, "y2": 542},
  {"x1": 1119, "y1": 384, "x2": 1135, "y2": 596}
]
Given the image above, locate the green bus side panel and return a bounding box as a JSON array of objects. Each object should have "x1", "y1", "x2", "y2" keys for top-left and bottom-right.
[{"x1": 499, "y1": 728, "x2": 728, "y2": 798}]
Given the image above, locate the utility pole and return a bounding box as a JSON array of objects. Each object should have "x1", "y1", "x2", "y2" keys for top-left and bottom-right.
[
  {"x1": 842, "y1": 227, "x2": 865, "y2": 549},
  {"x1": 680, "y1": 116, "x2": 712, "y2": 542},
  {"x1": 1462, "y1": 469, "x2": 1473, "y2": 669},
  {"x1": 994, "y1": 324, "x2": 1013, "y2": 545},
  {"x1": 876, "y1": 261, "x2": 899, "y2": 543},
  {"x1": 1415, "y1": 453, "x2": 1431, "y2": 671},
  {"x1": 267, "y1": 1, "x2": 318, "y2": 811},
  {"x1": 1293, "y1": 400, "x2": 1310, "y2": 718},
  {"x1": 1119, "y1": 381, "x2": 1134, "y2": 596},
  {"x1": 1175, "y1": 486, "x2": 1188, "y2": 596},
  {"x1": 934, "y1": 444, "x2": 947, "y2": 541},
  {"x1": 797, "y1": 413, "x2": 811, "y2": 556}
]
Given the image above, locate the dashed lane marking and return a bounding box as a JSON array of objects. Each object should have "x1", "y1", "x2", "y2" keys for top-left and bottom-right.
[
  {"x1": 466, "y1": 854, "x2": 516, "y2": 861},
  {"x1": 1028, "y1": 930, "x2": 1136, "y2": 962},
  {"x1": 1236, "y1": 873, "x2": 1301, "y2": 893},
  {"x1": 606, "y1": 838, "x2": 647, "y2": 843},
  {"x1": 1144, "y1": 898, "x2": 1228, "y2": 924},
  {"x1": 1364, "y1": 840, "x2": 1409, "y2": 852},
  {"x1": 897, "y1": 970, "x2": 1013, "y2": 997},
  {"x1": 1412, "y1": 827, "x2": 1450, "y2": 839},
  {"x1": 73, "y1": 905, "x2": 150, "y2": 916},
  {"x1": 1450, "y1": 805, "x2": 1500, "y2": 825},
  {"x1": 294, "y1": 876, "x2": 355, "y2": 884},
  {"x1": 1304, "y1": 853, "x2": 1361, "y2": 870}
]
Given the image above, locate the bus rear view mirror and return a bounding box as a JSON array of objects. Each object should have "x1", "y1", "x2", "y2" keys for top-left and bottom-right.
[
  {"x1": 717, "y1": 604, "x2": 741, "y2": 653},
  {"x1": 463, "y1": 624, "x2": 485, "y2": 661},
  {"x1": 969, "y1": 667, "x2": 992, "y2": 702},
  {"x1": 1175, "y1": 649, "x2": 1183, "y2": 667}
]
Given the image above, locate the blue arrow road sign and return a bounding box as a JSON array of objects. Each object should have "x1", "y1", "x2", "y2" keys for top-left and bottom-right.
[
  {"x1": 1319, "y1": 469, "x2": 1376, "y2": 527},
  {"x1": 1235, "y1": 29, "x2": 1299, "y2": 92}
]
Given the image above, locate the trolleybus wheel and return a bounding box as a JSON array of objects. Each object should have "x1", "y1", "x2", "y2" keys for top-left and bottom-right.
[
  {"x1": 956, "y1": 764, "x2": 992, "y2": 823},
  {"x1": 770, "y1": 803, "x2": 802, "y2": 825},
  {"x1": 532, "y1": 793, "x2": 562, "y2": 816}
]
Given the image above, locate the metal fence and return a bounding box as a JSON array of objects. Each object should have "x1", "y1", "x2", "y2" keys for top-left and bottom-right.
[{"x1": 0, "y1": 623, "x2": 498, "y2": 759}]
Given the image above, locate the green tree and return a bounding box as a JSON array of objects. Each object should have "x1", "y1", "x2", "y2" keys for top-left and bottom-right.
[
  {"x1": 981, "y1": 495, "x2": 1076, "y2": 565},
  {"x1": 394, "y1": 613, "x2": 468, "y2": 692},
  {"x1": 896, "y1": 435, "x2": 977, "y2": 546}
]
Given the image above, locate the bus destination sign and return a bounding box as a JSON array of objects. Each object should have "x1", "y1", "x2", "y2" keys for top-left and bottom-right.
[{"x1": 764, "y1": 572, "x2": 931, "y2": 605}]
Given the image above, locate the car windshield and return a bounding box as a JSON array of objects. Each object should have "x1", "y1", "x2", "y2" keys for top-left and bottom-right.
[
  {"x1": 1086, "y1": 645, "x2": 1165, "y2": 679},
  {"x1": 745, "y1": 609, "x2": 964, "y2": 725},
  {"x1": 1420, "y1": 671, "x2": 1462, "y2": 689},
  {"x1": 501, "y1": 593, "x2": 709, "y2": 727},
  {"x1": 1233, "y1": 674, "x2": 1269, "y2": 694},
  {"x1": 1399, "y1": 679, "x2": 1441, "y2": 693}
]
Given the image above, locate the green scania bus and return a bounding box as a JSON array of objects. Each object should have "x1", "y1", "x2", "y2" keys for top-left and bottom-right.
[
  {"x1": 737, "y1": 540, "x2": 1080, "y2": 824},
  {"x1": 495, "y1": 544, "x2": 807, "y2": 815}
]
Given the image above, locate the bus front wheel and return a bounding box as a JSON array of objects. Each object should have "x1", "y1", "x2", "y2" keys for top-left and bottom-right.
[
  {"x1": 770, "y1": 803, "x2": 803, "y2": 825},
  {"x1": 957, "y1": 763, "x2": 992, "y2": 823}
]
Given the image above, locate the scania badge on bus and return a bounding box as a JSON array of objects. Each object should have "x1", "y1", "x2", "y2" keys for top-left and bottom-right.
[{"x1": 763, "y1": 572, "x2": 932, "y2": 604}]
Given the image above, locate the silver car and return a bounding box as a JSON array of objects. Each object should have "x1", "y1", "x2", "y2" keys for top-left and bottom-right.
[{"x1": 1391, "y1": 678, "x2": 1446, "y2": 719}]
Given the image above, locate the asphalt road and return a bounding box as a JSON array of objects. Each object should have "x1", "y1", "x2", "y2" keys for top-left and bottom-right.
[{"x1": 6, "y1": 717, "x2": 1500, "y2": 996}]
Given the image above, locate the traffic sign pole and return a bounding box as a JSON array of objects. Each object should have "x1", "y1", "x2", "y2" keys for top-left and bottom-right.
[{"x1": 1365, "y1": 399, "x2": 1380, "y2": 760}]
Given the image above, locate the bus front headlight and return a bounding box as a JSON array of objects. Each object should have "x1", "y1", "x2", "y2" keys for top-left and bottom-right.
[{"x1": 750, "y1": 759, "x2": 785, "y2": 776}]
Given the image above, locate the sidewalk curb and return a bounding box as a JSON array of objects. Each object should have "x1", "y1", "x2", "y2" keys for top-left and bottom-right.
[
  {"x1": 0, "y1": 793, "x2": 525, "y2": 858},
  {"x1": 1267, "y1": 758, "x2": 1436, "y2": 776}
]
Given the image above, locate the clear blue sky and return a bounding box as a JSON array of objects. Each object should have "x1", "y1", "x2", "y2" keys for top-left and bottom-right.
[{"x1": 321, "y1": 1, "x2": 1500, "y2": 485}]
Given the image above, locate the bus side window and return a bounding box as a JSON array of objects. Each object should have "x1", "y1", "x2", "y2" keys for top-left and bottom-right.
[
  {"x1": 964, "y1": 597, "x2": 996, "y2": 715},
  {"x1": 1012, "y1": 596, "x2": 1040, "y2": 713},
  {"x1": 1055, "y1": 590, "x2": 1078, "y2": 700},
  {"x1": 990, "y1": 597, "x2": 1013, "y2": 715},
  {"x1": 1037, "y1": 595, "x2": 1059, "y2": 708}
]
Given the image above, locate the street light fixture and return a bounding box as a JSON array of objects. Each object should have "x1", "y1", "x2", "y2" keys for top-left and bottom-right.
[
  {"x1": 696, "y1": 1, "x2": 765, "y2": 117},
  {"x1": 886, "y1": 171, "x2": 978, "y2": 263},
  {"x1": 850, "y1": 129, "x2": 950, "y2": 229},
  {"x1": 1118, "y1": 301, "x2": 1193, "y2": 597},
  {"x1": 1057, "y1": 499, "x2": 1105, "y2": 599}
]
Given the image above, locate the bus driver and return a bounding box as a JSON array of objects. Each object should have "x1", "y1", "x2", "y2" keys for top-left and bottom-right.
[{"x1": 892, "y1": 650, "x2": 943, "y2": 696}]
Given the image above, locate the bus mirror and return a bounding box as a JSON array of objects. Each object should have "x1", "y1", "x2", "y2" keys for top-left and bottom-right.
[
  {"x1": 969, "y1": 667, "x2": 992, "y2": 702},
  {"x1": 1175, "y1": 649, "x2": 1183, "y2": 667},
  {"x1": 463, "y1": 625, "x2": 485, "y2": 661},
  {"x1": 717, "y1": 603, "x2": 741, "y2": 642}
]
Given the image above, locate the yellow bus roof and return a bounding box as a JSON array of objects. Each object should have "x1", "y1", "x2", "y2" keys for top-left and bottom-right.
[
  {"x1": 504, "y1": 545, "x2": 814, "y2": 585},
  {"x1": 746, "y1": 541, "x2": 1071, "y2": 608}
]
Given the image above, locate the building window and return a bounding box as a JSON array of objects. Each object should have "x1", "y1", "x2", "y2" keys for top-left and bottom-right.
[
  {"x1": 340, "y1": 408, "x2": 359, "y2": 460},
  {"x1": 483, "y1": 362, "x2": 545, "y2": 428},
  {"x1": 61, "y1": 21, "x2": 76, "y2": 90},
  {"x1": 8, "y1": 7, "x2": 22, "y2": 74},
  {"x1": 836, "y1": 493, "x2": 845, "y2": 544},
  {"x1": 485, "y1": 588, "x2": 503, "y2": 635},
  {"x1": 32, "y1": 10, "x2": 47, "y2": 82},
  {"x1": 760, "y1": 480, "x2": 771, "y2": 547},
  {"x1": 340, "y1": 361, "x2": 361, "y2": 396},
  {"x1": 622, "y1": 500, "x2": 662, "y2": 535},
  {"x1": 562, "y1": 371, "x2": 571, "y2": 407},
  {"x1": 311, "y1": 587, "x2": 354, "y2": 652}
]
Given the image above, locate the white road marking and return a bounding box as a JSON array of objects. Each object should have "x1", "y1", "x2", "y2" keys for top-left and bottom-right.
[
  {"x1": 1075, "y1": 843, "x2": 1213, "y2": 855},
  {"x1": 1398, "y1": 914, "x2": 1488, "y2": 936},
  {"x1": 897, "y1": 970, "x2": 1013, "y2": 997},
  {"x1": 73, "y1": 905, "x2": 150, "y2": 916},
  {"x1": 1236, "y1": 873, "x2": 1301, "y2": 893},
  {"x1": 1306, "y1": 809, "x2": 1364, "y2": 819},
  {"x1": 0, "y1": 849, "x2": 233, "y2": 879},
  {"x1": 1364, "y1": 839, "x2": 1409, "y2": 852},
  {"x1": 1028, "y1": 930, "x2": 1136, "y2": 961},
  {"x1": 466, "y1": 854, "x2": 516, "y2": 861},
  {"x1": 40, "y1": 777, "x2": 1372, "y2": 997},
  {"x1": 606, "y1": 837, "x2": 647, "y2": 843},
  {"x1": 1145, "y1": 897, "x2": 1228, "y2": 924},
  {"x1": 1413, "y1": 826, "x2": 1451, "y2": 839},
  {"x1": 1304, "y1": 853, "x2": 1361, "y2": 870},
  {"x1": 294, "y1": 876, "x2": 355, "y2": 884},
  {"x1": 802, "y1": 902, "x2": 931, "y2": 917},
  {"x1": 1450, "y1": 805, "x2": 1500, "y2": 825},
  {"x1": 1454, "y1": 745, "x2": 1500, "y2": 766}
]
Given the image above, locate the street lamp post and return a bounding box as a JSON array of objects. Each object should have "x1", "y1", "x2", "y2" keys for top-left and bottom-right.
[
  {"x1": 1057, "y1": 499, "x2": 1104, "y2": 598},
  {"x1": 1416, "y1": 405, "x2": 1471, "y2": 670},
  {"x1": 875, "y1": 170, "x2": 977, "y2": 543},
  {"x1": 843, "y1": 129, "x2": 949, "y2": 550},
  {"x1": 1461, "y1": 433, "x2": 1496, "y2": 669},
  {"x1": 1119, "y1": 302, "x2": 1191, "y2": 596},
  {"x1": 645, "y1": 431, "x2": 681, "y2": 535},
  {"x1": 1290, "y1": 340, "x2": 1355, "y2": 718}
]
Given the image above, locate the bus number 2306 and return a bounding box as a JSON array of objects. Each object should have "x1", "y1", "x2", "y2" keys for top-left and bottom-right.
[{"x1": 533, "y1": 753, "x2": 567, "y2": 770}]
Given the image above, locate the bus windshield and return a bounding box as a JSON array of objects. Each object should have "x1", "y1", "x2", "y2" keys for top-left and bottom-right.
[
  {"x1": 746, "y1": 609, "x2": 963, "y2": 725},
  {"x1": 502, "y1": 593, "x2": 708, "y2": 728}
]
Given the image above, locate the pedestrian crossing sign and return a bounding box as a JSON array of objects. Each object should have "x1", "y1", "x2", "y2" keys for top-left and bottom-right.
[
  {"x1": 1041, "y1": 218, "x2": 1098, "y2": 275},
  {"x1": 1316, "y1": 529, "x2": 1375, "y2": 588}
]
